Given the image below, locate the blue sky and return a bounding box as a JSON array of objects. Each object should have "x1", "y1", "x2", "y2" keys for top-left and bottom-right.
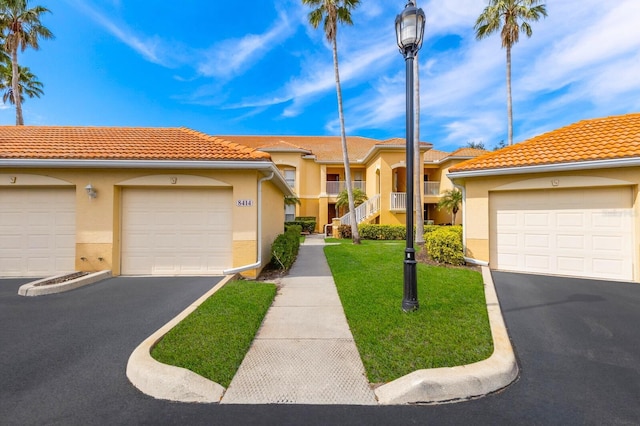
[{"x1": 3, "y1": 0, "x2": 640, "y2": 152}]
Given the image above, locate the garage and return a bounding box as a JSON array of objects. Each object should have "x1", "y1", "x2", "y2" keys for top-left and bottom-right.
[
  {"x1": 121, "y1": 188, "x2": 233, "y2": 276},
  {"x1": 0, "y1": 187, "x2": 76, "y2": 277},
  {"x1": 490, "y1": 187, "x2": 634, "y2": 281}
]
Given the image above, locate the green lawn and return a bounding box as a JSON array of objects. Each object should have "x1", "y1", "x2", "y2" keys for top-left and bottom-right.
[
  {"x1": 324, "y1": 240, "x2": 493, "y2": 384},
  {"x1": 151, "y1": 280, "x2": 276, "y2": 388}
]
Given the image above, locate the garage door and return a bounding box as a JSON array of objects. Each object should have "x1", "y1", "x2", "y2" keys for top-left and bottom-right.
[
  {"x1": 0, "y1": 188, "x2": 76, "y2": 277},
  {"x1": 121, "y1": 188, "x2": 232, "y2": 275},
  {"x1": 490, "y1": 187, "x2": 634, "y2": 281}
]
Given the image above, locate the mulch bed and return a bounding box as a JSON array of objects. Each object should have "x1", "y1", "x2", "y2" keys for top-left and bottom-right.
[{"x1": 33, "y1": 271, "x2": 90, "y2": 287}]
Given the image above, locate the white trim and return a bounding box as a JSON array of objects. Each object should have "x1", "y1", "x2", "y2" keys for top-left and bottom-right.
[
  {"x1": 0, "y1": 173, "x2": 73, "y2": 186},
  {"x1": 447, "y1": 157, "x2": 640, "y2": 179}
]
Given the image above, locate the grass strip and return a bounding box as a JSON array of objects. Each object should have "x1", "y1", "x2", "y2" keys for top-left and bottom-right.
[
  {"x1": 324, "y1": 240, "x2": 493, "y2": 384},
  {"x1": 151, "y1": 280, "x2": 276, "y2": 388}
]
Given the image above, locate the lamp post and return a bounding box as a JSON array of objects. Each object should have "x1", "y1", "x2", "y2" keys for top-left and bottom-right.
[{"x1": 395, "y1": 1, "x2": 425, "y2": 312}]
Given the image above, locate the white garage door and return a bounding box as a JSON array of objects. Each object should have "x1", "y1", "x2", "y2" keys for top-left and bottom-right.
[
  {"x1": 490, "y1": 187, "x2": 634, "y2": 281},
  {"x1": 121, "y1": 188, "x2": 232, "y2": 275},
  {"x1": 0, "y1": 188, "x2": 76, "y2": 277}
]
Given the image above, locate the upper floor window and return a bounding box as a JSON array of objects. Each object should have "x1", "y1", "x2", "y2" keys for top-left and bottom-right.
[{"x1": 284, "y1": 169, "x2": 295, "y2": 188}]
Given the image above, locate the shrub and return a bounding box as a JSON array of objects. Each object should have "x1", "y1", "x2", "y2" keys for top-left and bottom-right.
[
  {"x1": 285, "y1": 217, "x2": 316, "y2": 233},
  {"x1": 423, "y1": 224, "x2": 440, "y2": 236},
  {"x1": 271, "y1": 225, "x2": 301, "y2": 270},
  {"x1": 425, "y1": 226, "x2": 465, "y2": 266},
  {"x1": 358, "y1": 224, "x2": 406, "y2": 240},
  {"x1": 338, "y1": 224, "x2": 352, "y2": 239}
]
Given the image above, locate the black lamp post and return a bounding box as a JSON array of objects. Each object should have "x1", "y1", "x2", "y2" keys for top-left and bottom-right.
[{"x1": 395, "y1": 1, "x2": 425, "y2": 312}]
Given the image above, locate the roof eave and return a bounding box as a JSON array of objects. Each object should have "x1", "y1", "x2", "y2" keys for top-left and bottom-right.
[{"x1": 448, "y1": 157, "x2": 640, "y2": 180}]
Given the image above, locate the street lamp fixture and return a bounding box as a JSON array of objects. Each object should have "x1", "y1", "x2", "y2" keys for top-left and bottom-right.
[{"x1": 395, "y1": 1, "x2": 425, "y2": 312}]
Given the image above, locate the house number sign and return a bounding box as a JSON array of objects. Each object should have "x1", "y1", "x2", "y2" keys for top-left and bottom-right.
[{"x1": 236, "y1": 199, "x2": 254, "y2": 207}]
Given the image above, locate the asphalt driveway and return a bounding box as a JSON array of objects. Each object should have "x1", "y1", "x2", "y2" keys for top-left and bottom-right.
[
  {"x1": 0, "y1": 276, "x2": 222, "y2": 425},
  {"x1": 2, "y1": 272, "x2": 639, "y2": 425}
]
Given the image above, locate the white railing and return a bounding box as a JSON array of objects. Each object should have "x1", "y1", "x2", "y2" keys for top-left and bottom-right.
[
  {"x1": 424, "y1": 181, "x2": 440, "y2": 195},
  {"x1": 339, "y1": 194, "x2": 381, "y2": 226},
  {"x1": 390, "y1": 192, "x2": 407, "y2": 211},
  {"x1": 326, "y1": 180, "x2": 366, "y2": 195}
]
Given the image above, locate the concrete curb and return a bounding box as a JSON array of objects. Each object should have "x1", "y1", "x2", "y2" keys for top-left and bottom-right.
[
  {"x1": 126, "y1": 275, "x2": 235, "y2": 403},
  {"x1": 18, "y1": 270, "x2": 112, "y2": 296},
  {"x1": 374, "y1": 266, "x2": 519, "y2": 404}
]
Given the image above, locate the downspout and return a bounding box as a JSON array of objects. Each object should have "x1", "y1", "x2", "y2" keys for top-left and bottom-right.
[
  {"x1": 223, "y1": 172, "x2": 275, "y2": 275},
  {"x1": 453, "y1": 182, "x2": 489, "y2": 267}
]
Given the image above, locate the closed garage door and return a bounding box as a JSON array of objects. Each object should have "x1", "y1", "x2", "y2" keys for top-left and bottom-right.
[
  {"x1": 121, "y1": 188, "x2": 232, "y2": 275},
  {"x1": 0, "y1": 188, "x2": 76, "y2": 277},
  {"x1": 490, "y1": 187, "x2": 634, "y2": 281}
]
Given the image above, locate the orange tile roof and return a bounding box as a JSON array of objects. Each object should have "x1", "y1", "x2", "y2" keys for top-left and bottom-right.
[
  {"x1": 0, "y1": 126, "x2": 271, "y2": 161},
  {"x1": 221, "y1": 135, "x2": 432, "y2": 162},
  {"x1": 447, "y1": 147, "x2": 489, "y2": 158},
  {"x1": 450, "y1": 113, "x2": 640, "y2": 173}
]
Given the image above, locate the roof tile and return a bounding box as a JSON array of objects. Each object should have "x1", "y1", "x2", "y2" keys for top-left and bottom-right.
[
  {"x1": 450, "y1": 113, "x2": 640, "y2": 172},
  {"x1": 0, "y1": 126, "x2": 271, "y2": 161}
]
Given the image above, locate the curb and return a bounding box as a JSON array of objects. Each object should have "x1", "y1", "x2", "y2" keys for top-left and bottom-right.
[
  {"x1": 374, "y1": 266, "x2": 519, "y2": 404},
  {"x1": 126, "y1": 275, "x2": 235, "y2": 403},
  {"x1": 18, "y1": 270, "x2": 112, "y2": 296}
]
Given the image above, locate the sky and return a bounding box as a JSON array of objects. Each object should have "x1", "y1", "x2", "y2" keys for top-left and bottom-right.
[{"x1": 2, "y1": 0, "x2": 640, "y2": 152}]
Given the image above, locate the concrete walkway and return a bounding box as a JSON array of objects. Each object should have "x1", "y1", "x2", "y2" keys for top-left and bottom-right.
[{"x1": 221, "y1": 235, "x2": 377, "y2": 405}]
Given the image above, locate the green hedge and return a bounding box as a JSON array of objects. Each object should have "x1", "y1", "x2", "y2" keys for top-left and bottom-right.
[
  {"x1": 425, "y1": 226, "x2": 464, "y2": 266},
  {"x1": 285, "y1": 217, "x2": 316, "y2": 233},
  {"x1": 358, "y1": 224, "x2": 406, "y2": 240},
  {"x1": 271, "y1": 225, "x2": 302, "y2": 270}
]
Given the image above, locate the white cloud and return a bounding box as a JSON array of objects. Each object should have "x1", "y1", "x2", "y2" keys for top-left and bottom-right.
[{"x1": 197, "y1": 11, "x2": 298, "y2": 79}]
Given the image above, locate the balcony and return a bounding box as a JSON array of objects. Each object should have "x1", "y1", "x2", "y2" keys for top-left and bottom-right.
[
  {"x1": 424, "y1": 181, "x2": 440, "y2": 195},
  {"x1": 326, "y1": 180, "x2": 366, "y2": 195},
  {"x1": 390, "y1": 192, "x2": 407, "y2": 211}
]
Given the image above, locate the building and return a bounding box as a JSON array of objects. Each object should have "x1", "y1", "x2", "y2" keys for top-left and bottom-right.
[
  {"x1": 0, "y1": 126, "x2": 293, "y2": 278},
  {"x1": 222, "y1": 135, "x2": 487, "y2": 231},
  {"x1": 449, "y1": 113, "x2": 640, "y2": 282}
]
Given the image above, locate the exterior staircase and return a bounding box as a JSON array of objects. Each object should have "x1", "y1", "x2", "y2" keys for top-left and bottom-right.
[{"x1": 338, "y1": 194, "x2": 381, "y2": 226}]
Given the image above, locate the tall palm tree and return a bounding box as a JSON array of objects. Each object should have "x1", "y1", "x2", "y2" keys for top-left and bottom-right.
[
  {"x1": 475, "y1": 0, "x2": 547, "y2": 145},
  {"x1": 0, "y1": 55, "x2": 43, "y2": 105},
  {"x1": 0, "y1": 0, "x2": 54, "y2": 125},
  {"x1": 336, "y1": 187, "x2": 367, "y2": 214},
  {"x1": 303, "y1": 0, "x2": 361, "y2": 244},
  {"x1": 437, "y1": 188, "x2": 462, "y2": 224}
]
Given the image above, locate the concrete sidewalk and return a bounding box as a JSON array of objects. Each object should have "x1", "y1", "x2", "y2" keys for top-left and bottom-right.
[{"x1": 221, "y1": 235, "x2": 377, "y2": 405}]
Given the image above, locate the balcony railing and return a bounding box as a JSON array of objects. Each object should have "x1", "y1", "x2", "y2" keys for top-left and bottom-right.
[
  {"x1": 424, "y1": 181, "x2": 440, "y2": 195},
  {"x1": 326, "y1": 180, "x2": 366, "y2": 195},
  {"x1": 339, "y1": 194, "x2": 381, "y2": 226},
  {"x1": 390, "y1": 192, "x2": 407, "y2": 211}
]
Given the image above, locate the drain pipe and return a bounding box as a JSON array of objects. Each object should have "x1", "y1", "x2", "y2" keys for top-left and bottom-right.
[
  {"x1": 223, "y1": 172, "x2": 274, "y2": 275},
  {"x1": 453, "y1": 182, "x2": 490, "y2": 267}
]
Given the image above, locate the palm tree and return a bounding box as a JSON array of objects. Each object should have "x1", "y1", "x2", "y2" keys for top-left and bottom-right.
[
  {"x1": 0, "y1": 55, "x2": 43, "y2": 105},
  {"x1": 475, "y1": 0, "x2": 547, "y2": 146},
  {"x1": 0, "y1": 0, "x2": 54, "y2": 125},
  {"x1": 437, "y1": 189, "x2": 462, "y2": 224},
  {"x1": 303, "y1": 0, "x2": 361, "y2": 244},
  {"x1": 336, "y1": 187, "x2": 367, "y2": 214}
]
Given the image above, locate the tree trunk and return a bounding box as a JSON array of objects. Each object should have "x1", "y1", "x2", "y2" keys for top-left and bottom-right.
[
  {"x1": 506, "y1": 45, "x2": 513, "y2": 145},
  {"x1": 413, "y1": 52, "x2": 424, "y2": 247},
  {"x1": 11, "y1": 48, "x2": 23, "y2": 126},
  {"x1": 332, "y1": 36, "x2": 360, "y2": 244}
]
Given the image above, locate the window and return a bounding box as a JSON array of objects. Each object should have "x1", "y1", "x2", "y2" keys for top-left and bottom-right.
[
  {"x1": 284, "y1": 169, "x2": 295, "y2": 188},
  {"x1": 285, "y1": 204, "x2": 295, "y2": 222}
]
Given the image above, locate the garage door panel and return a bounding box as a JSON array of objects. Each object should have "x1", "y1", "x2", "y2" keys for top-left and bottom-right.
[
  {"x1": 121, "y1": 188, "x2": 232, "y2": 276},
  {"x1": 0, "y1": 188, "x2": 76, "y2": 277},
  {"x1": 491, "y1": 187, "x2": 634, "y2": 281}
]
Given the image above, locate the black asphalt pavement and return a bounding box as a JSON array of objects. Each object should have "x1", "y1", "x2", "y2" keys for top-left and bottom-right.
[{"x1": 2, "y1": 272, "x2": 639, "y2": 425}]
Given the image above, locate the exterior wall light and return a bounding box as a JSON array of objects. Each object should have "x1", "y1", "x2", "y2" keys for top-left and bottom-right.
[{"x1": 85, "y1": 184, "x2": 97, "y2": 199}]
